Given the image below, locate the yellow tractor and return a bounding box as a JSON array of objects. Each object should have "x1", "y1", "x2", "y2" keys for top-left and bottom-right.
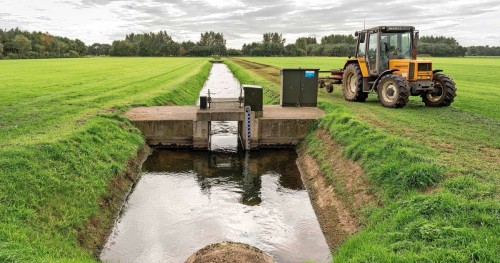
[{"x1": 324, "y1": 26, "x2": 456, "y2": 108}]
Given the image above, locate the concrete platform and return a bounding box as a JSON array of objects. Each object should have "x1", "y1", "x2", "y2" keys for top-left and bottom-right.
[
  {"x1": 124, "y1": 106, "x2": 197, "y2": 121},
  {"x1": 124, "y1": 105, "x2": 324, "y2": 150},
  {"x1": 261, "y1": 105, "x2": 325, "y2": 119}
]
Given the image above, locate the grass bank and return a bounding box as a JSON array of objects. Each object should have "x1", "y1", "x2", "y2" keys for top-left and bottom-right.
[
  {"x1": 228, "y1": 57, "x2": 499, "y2": 261},
  {"x1": 0, "y1": 57, "x2": 211, "y2": 261}
]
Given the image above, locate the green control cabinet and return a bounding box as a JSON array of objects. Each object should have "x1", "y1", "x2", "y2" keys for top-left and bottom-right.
[
  {"x1": 280, "y1": 68, "x2": 319, "y2": 107},
  {"x1": 243, "y1": 84, "x2": 263, "y2": 117}
]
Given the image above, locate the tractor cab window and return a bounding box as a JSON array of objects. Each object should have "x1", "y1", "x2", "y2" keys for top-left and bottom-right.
[
  {"x1": 380, "y1": 32, "x2": 412, "y2": 60},
  {"x1": 379, "y1": 32, "x2": 412, "y2": 72}
]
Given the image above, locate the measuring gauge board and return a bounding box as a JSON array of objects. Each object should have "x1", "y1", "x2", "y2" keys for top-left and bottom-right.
[{"x1": 244, "y1": 106, "x2": 251, "y2": 150}]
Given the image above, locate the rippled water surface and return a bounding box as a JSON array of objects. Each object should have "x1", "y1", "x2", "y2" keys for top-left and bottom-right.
[{"x1": 100, "y1": 150, "x2": 331, "y2": 262}]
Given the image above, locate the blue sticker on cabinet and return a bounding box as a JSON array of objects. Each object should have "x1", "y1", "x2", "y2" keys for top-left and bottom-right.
[{"x1": 305, "y1": 71, "x2": 315, "y2": 78}]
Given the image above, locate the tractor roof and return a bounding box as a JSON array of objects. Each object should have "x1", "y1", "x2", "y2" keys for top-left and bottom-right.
[{"x1": 361, "y1": 26, "x2": 415, "y2": 33}]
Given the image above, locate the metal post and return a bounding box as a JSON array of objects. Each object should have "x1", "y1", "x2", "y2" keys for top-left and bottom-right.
[{"x1": 207, "y1": 89, "x2": 211, "y2": 109}]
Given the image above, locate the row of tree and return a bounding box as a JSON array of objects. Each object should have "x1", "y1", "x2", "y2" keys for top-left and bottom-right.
[
  {"x1": 240, "y1": 33, "x2": 357, "y2": 57},
  {"x1": 0, "y1": 28, "x2": 228, "y2": 58},
  {"x1": 418, "y1": 36, "x2": 466, "y2": 57},
  {"x1": 465, "y1": 45, "x2": 500, "y2": 56},
  {"x1": 1, "y1": 27, "x2": 499, "y2": 59},
  {"x1": 109, "y1": 31, "x2": 226, "y2": 57},
  {"x1": 240, "y1": 34, "x2": 472, "y2": 57},
  {"x1": 0, "y1": 28, "x2": 87, "y2": 59}
]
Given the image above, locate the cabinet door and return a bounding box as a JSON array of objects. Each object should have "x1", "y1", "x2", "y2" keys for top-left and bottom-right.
[
  {"x1": 300, "y1": 70, "x2": 318, "y2": 106},
  {"x1": 281, "y1": 71, "x2": 301, "y2": 106}
]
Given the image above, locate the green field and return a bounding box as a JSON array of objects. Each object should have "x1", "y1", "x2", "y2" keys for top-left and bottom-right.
[
  {"x1": 0, "y1": 57, "x2": 211, "y2": 261},
  {"x1": 0, "y1": 56, "x2": 498, "y2": 262},
  {"x1": 228, "y1": 57, "x2": 500, "y2": 262}
]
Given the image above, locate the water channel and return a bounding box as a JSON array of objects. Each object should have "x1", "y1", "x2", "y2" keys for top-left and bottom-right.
[{"x1": 100, "y1": 64, "x2": 331, "y2": 262}]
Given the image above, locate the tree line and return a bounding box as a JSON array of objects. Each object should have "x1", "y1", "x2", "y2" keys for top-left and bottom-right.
[
  {"x1": 0, "y1": 28, "x2": 87, "y2": 59},
  {"x1": 240, "y1": 33, "x2": 474, "y2": 57},
  {"x1": 1, "y1": 27, "x2": 499, "y2": 59},
  {"x1": 240, "y1": 33, "x2": 356, "y2": 57},
  {"x1": 109, "y1": 31, "x2": 227, "y2": 57},
  {"x1": 418, "y1": 36, "x2": 466, "y2": 57}
]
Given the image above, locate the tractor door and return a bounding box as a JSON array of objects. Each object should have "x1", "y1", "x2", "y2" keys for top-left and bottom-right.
[{"x1": 367, "y1": 32, "x2": 379, "y2": 76}]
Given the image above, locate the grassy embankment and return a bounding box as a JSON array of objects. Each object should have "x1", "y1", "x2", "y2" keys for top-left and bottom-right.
[
  {"x1": 0, "y1": 57, "x2": 211, "y2": 261},
  {"x1": 227, "y1": 57, "x2": 499, "y2": 262}
]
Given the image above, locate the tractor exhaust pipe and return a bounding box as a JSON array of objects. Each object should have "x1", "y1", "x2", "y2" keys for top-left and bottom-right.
[{"x1": 412, "y1": 31, "x2": 419, "y2": 60}]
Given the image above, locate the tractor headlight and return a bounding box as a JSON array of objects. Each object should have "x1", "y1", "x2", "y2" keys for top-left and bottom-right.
[
  {"x1": 417, "y1": 76, "x2": 422, "y2": 80},
  {"x1": 426, "y1": 76, "x2": 431, "y2": 79}
]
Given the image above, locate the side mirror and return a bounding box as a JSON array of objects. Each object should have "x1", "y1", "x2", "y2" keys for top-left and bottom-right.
[
  {"x1": 415, "y1": 31, "x2": 420, "y2": 41},
  {"x1": 359, "y1": 33, "x2": 366, "y2": 43}
]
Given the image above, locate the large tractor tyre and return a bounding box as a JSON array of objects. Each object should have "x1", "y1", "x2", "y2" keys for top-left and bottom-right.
[
  {"x1": 377, "y1": 74, "x2": 410, "y2": 108},
  {"x1": 421, "y1": 74, "x2": 456, "y2": 107},
  {"x1": 342, "y1": 64, "x2": 368, "y2": 102}
]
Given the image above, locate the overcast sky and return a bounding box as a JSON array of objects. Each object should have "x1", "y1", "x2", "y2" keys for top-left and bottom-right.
[{"x1": 1, "y1": 0, "x2": 499, "y2": 48}]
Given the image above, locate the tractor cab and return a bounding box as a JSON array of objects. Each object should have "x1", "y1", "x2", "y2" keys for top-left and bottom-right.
[{"x1": 355, "y1": 26, "x2": 417, "y2": 77}]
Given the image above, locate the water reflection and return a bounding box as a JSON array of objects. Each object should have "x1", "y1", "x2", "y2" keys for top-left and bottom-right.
[
  {"x1": 101, "y1": 149, "x2": 331, "y2": 263},
  {"x1": 144, "y1": 150, "x2": 304, "y2": 206}
]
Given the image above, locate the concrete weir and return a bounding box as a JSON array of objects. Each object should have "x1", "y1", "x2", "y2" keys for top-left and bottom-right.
[{"x1": 124, "y1": 105, "x2": 324, "y2": 150}]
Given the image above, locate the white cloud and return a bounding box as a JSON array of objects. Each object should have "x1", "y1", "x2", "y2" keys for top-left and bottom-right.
[{"x1": 0, "y1": 0, "x2": 499, "y2": 48}]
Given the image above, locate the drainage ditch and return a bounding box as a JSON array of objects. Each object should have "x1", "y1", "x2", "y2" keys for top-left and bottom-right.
[{"x1": 100, "y1": 63, "x2": 331, "y2": 262}]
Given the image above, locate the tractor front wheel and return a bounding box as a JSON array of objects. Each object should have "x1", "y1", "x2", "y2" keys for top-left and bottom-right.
[
  {"x1": 326, "y1": 83, "x2": 334, "y2": 93},
  {"x1": 342, "y1": 63, "x2": 368, "y2": 102},
  {"x1": 377, "y1": 74, "x2": 410, "y2": 108},
  {"x1": 421, "y1": 74, "x2": 456, "y2": 107}
]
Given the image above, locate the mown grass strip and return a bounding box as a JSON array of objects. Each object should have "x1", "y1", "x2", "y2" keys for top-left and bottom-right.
[
  {"x1": 225, "y1": 58, "x2": 280, "y2": 104},
  {"x1": 0, "y1": 58, "x2": 211, "y2": 261}
]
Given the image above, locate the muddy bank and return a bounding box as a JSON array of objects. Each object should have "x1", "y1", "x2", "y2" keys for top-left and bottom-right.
[
  {"x1": 296, "y1": 129, "x2": 379, "y2": 250},
  {"x1": 186, "y1": 242, "x2": 275, "y2": 263},
  {"x1": 77, "y1": 145, "x2": 150, "y2": 258}
]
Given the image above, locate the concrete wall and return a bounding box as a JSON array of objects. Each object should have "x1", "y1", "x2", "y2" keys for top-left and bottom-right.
[
  {"x1": 258, "y1": 119, "x2": 316, "y2": 148},
  {"x1": 126, "y1": 105, "x2": 324, "y2": 150},
  {"x1": 132, "y1": 120, "x2": 193, "y2": 148}
]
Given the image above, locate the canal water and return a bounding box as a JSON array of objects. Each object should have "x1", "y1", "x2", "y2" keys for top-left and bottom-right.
[
  {"x1": 199, "y1": 63, "x2": 241, "y2": 152},
  {"x1": 100, "y1": 63, "x2": 331, "y2": 262}
]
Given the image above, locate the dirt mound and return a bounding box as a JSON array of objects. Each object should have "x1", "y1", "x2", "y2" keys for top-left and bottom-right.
[{"x1": 185, "y1": 242, "x2": 274, "y2": 263}]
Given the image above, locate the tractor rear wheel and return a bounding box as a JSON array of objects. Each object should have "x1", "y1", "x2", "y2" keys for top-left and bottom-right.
[
  {"x1": 377, "y1": 74, "x2": 410, "y2": 108},
  {"x1": 342, "y1": 63, "x2": 368, "y2": 102},
  {"x1": 421, "y1": 74, "x2": 456, "y2": 107}
]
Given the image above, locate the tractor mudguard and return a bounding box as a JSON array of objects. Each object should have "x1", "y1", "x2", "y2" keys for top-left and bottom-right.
[{"x1": 370, "y1": 69, "x2": 399, "y2": 92}]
